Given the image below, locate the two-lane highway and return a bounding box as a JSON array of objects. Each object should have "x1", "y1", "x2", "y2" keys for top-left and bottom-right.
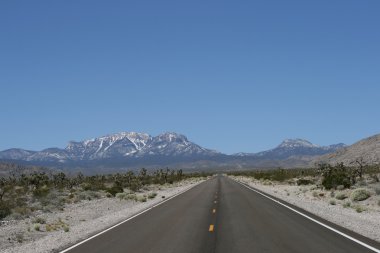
[{"x1": 62, "y1": 176, "x2": 380, "y2": 253}]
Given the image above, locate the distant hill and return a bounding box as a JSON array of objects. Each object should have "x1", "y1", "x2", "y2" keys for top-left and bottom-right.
[
  {"x1": 313, "y1": 134, "x2": 380, "y2": 166},
  {"x1": 234, "y1": 139, "x2": 346, "y2": 160}
]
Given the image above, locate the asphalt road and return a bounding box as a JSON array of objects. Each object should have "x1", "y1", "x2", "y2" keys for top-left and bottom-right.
[{"x1": 64, "y1": 176, "x2": 380, "y2": 253}]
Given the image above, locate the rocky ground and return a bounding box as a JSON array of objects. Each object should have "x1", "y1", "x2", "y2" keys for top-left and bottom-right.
[
  {"x1": 0, "y1": 178, "x2": 205, "y2": 253},
  {"x1": 229, "y1": 175, "x2": 380, "y2": 243}
]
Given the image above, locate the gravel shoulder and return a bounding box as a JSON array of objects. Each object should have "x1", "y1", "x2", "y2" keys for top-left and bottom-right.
[
  {"x1": 229, "y1": 175, "x2": 380, "y2": 243},
  {"x1": 0, "y1": 178, "x2": 205, "y2": 253}
]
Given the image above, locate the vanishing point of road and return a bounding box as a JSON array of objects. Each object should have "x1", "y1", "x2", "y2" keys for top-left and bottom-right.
[{"x1": 63, "y1": 176, "x2": 380, "y2": 253}]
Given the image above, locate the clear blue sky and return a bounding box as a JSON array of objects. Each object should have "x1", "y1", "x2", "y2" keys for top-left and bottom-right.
[{"x1": 1, "y1": 0, "x2": 379, "y2": 154}]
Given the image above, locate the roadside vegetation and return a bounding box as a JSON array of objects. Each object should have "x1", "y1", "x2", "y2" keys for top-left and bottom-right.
[
  {"x1": 0, "y1": 165, "x2": 211, "y2": 221},
  {"x1": 228, "y1": 161, "x2": 380, "y2": 213}
]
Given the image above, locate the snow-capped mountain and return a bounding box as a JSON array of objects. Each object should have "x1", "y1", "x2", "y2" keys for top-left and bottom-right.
[
  {"x1": 0, "y1": 132, "x2": 219, "y2": 165},
  {"x1": 65, "y1": 132, "x2": 151, "y2": 160},
  {"x1": 277, "y1": 139, "x2": 319, "y2": 149},
  {"x1": 235, "y1": 139, "x2": 346, "y2": 160},
  {"x1": 0, "y1": 133, "x2": 347, "y2": 170},
  {"x1": 138, "y1": 133, "x2": 218, "y2": 157}
]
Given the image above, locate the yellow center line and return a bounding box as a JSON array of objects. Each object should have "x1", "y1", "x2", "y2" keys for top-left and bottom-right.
[
  {"x1": 212, "y1": 209, "x2": 216, "y2": 214},
  {"x1": 214, "y1": 200, "x2": 217, "y2": 204},
  {"x1": 209, "y1": 225, "x2": 214, "y2": 232}
]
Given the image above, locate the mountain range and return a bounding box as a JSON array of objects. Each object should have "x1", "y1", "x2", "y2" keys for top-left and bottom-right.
[{"x1": 0, "y1": 131, "x2": 359, "y2": 171}]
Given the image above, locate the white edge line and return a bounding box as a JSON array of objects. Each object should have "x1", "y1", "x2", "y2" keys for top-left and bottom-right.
[
  {"x1": 59, "y1": 179, "x2": 206, "y2": 253},
  {"x1": 232, "y1": 178, "x2": 380, "y2": 253}
]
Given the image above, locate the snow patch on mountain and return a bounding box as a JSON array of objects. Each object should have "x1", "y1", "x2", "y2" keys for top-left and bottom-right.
[{"x1": 278, "y1": 139, "x2": 319, "y2": 148}]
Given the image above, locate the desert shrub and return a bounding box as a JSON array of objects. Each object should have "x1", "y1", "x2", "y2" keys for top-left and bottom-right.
[
  {"x1": 80, "y1": 179, "x2": 105, "y2": 192},
  {"x1": 270, "y1": 169, "x2": 287, "y2": 182},
  {"x1": 0, "y1": 202, "x2": 11, "y2": 220},
  {"x1": 343, "y1": 201, "x2": 351, "y2": 208},
  {"x1": 335, "y1": 193, "x2": 348, "y2": 200},
  {"x1": 0, "y1": 166, "x2": 204, "y2": 219},
  {"x1": 126, "y1": 194, "x2": 137, "y2": 201},
  {"x1": 15, "y1": 233, "x2": 24, "y2": 243},
  {"x1": 320, "y1": 164, "x2": 351, "y2": 190},
  {"x1": 13, "y1": 206, "x2": 31, "y2": 216},
  {"x1": 63, "y1": 225, "x2": 69, "y2": 232},
  {"x1": 115, "y1": 192, "x2": 137, "y2": 201},
  {"x1": 78, "y1": 191, "x2": 101, "y2": 201},
  {"x1": 148, "y1": 192, "x2": 157, "y2": 199},
  {"x1": 32, "y1": 217, "x2": 46, "y2": 224},
  {"x1": 374, "y1": 186, "x2": 380, "y2": 195},
  {"x1": 263, "y1": 180, "x2": 272, "y2": 185},
  {"x1": 80, "y1": 183, "x2": 92, "y2": 191},
  {"x1": 329, "y1": 199, "x2": 336, "y2": 205},
  {"x1": 115, "y1": 192, "x2": 127, "y2": 200},
  {"x1": 370, "y1": 174, "x2": 379, "y2": 183},
  {"x1": 40, "y1": 192, "x2": 66, "y2": 210},
  {"x1": 350, "y1": 188, "x2": 371, "y2": 201},
  {"x1": 297, "y1": 179, "x2": 313, "y2": 186},
  {"x1": 33, "y1": 185, "x2": 50, "y2": 198},
  {"x1": 129, "y1": 179, "x2": 142, "y2": 192},
  {"x1": 336, "y1": 185, "x2": 345, "y2": 191},
  {"x1": 106, "y1": 184, "x2": 123, "y2": 197},
  {"x1": 354, "y1": 205, "x2": 366, "y2": 213},
  {"x1": 137, "y1": 195, "x2": 147, "y2": 202},
  {"x1": 45, "y1": 224, "x2": 53, "y2": 232},
  {"x1": 34, "y1": 224, "x2": 40, "y2": 231}
]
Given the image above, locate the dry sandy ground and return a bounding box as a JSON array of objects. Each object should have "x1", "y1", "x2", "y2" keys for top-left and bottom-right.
[
  {"x1": 0, "y1": 178, "x2": 205, "y2": 253},
  {"x1": 230, "y1": 175, "x2": 380, "y2": 243}
]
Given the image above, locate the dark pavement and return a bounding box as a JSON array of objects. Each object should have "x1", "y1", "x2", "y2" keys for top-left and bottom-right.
[{"x1": 63, "y1": 176, "x2": 380, "y2": 253}]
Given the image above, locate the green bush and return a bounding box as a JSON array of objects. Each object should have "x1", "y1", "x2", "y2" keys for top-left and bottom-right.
[
  {"x1": 319, "y1": 163, "x2": 351, "y2": 190},
  {"x1": 354, "y1": 205, "x2": 366, "y2": 213},
  {"x1": 335, "y1": 193, "x2": 348, "y2": 200},
  {"x1": 126, "y1": 194, "x2": 137, "y2": 201},
  {"x1": 343, "y1": 201, "x2": 351, "y2": 208},
  {"x1": 34, "y1": 224, "x2": 40, "y2": 231},
  {"x1": 148, "y1": 192, "x2": 157, "y2": 199},
  {"x1": 106, "y1": 185, "x2": 123, "y2": 197},
  {"x1": 137, "y1": 195, "x2": 147, "y2": 202},
  {"x1": 115, "y1": 192, "x2": 127, "y2": 200},
  {"x1": 63, "y1": 225, "x2": 69, "y2": 232},
  {"x1": 322, "y1": 173, "x2": 350, "y2": 190},
  {"x1": 350, "y1": 188, "x2": 371, "y2": 201}
]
